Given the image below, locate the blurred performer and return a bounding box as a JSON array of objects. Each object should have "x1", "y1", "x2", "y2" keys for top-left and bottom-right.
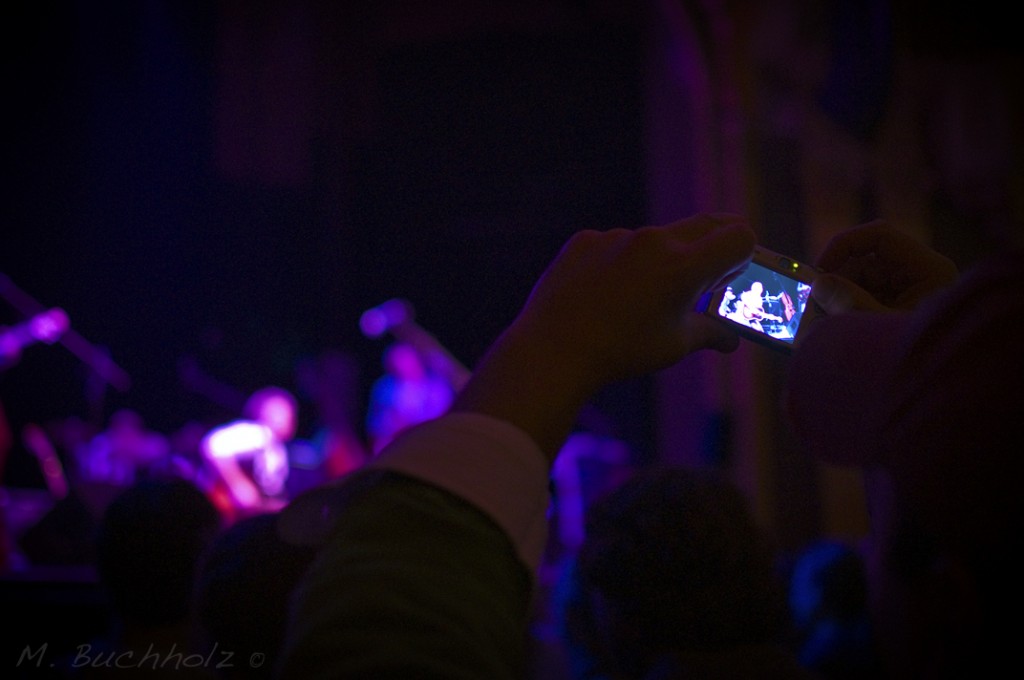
[
  {"x1": 366, "y1": 342, "x2": 456, "y2": 455},
  {"x1": 200, "y1": 386, "x2": 297, "y2": 522},
  {"x1": 548, "y1": 412, "x2": 634, "y2": 561},
  {"x1": 361, "y1": 299, "x2": 470, "y2": 454},
  {"x1": 73, "y1": 408, "x2": 170, "y2": 488},
  {"x1": 293, "y1": 349, "x2": 368, "y2": 485},
  {"x1": 738, "y1": 280, "x2": 783, "y2": 331}
]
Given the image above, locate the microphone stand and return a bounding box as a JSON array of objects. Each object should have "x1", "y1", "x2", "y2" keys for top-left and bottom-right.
[
  {"x1": 360, "y1": 298, "x2": 471, "y2": 390},
  {"x1": 0, "y1": 272, "x2": 131, "y2": 400}
]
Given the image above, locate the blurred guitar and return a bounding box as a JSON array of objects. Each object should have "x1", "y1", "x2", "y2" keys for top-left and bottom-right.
[
  {"x1": 21, "y1": 423, "x2": 69, "y2": 501},
  {"x1": 741, "y1": 305, "x2": 783, "y2": 323}
]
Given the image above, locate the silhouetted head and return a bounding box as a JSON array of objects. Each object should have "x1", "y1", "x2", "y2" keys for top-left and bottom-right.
[
  {"x1": 195, "y1": 512, "x2": 318, "y2": 677},
  {"x1": 561, "y1": 466, "x2": 789, "y2": 678},
  {"x1": 96, "y1": 478, "x2": 222, "y2": 628}
]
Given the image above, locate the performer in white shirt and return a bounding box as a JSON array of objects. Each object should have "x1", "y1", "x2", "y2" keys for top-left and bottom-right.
[{"x1": 200, "y1": 386, "x2": 297, "y2": 521}]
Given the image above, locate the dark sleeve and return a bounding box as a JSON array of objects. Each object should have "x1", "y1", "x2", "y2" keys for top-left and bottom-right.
[{"x1": 277, "y1": 471, "x2": 535, "y2": 679}]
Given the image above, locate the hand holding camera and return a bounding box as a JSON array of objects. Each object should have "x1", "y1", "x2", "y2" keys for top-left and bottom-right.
[
  {"x1": 811, "y1": 219, "x2": 959, "y2": 314},
  {"x1": 698, "y1": 220, "x2": 959, "y2": 353}
]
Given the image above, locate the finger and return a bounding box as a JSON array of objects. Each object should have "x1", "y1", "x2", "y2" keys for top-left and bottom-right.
[
  {"x1": 815, "y1": 219, "x2": 941, "y2": 275},
  {"x1": 705, "y1": 263, "x2": 751, "y2": 296},
  {"x1": 661, "y1": 213, "x2": 749, "y2": 243},
  {"x1": 674, "y1": 220, "x2": 757, "y2": 298},
  {"x1": 681, "y1": 313, "x2": 742, "y2": 354},
  {"x1": 811, "y1": 273, "x2": 889, "y2": 314}
]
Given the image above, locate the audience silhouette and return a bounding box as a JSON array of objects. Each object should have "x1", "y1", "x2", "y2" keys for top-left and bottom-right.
[
  {"x1": 785, "y1": 539, "x2": 880, "y2": 679},
  {"x1": 193, "y1": 511, "x2": 318, "y2": 678},
  {"x1": 556, "y1": 465, "x2": 809, "y2": 679},
  {"x1": 787, "y1": 220, "x2": 1024, "y2": 677},
  {"x1": 63, "y1": 477, "x2": 223, "y2": 677}
]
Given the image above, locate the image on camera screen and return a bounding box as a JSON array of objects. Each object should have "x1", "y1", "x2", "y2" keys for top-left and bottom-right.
[{"x1": 713, "y1": 261, "x2": 812, "y2": 344}]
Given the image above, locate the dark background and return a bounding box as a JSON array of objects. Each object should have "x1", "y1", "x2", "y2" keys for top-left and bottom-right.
[{"x1": 2, "y1": 3, "x2": 652, "y2": 486}]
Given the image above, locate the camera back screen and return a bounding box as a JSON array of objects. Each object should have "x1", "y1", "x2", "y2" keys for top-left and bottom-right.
[{"x1": 712, "y1": 261, "x2": 812, "y2": 345}]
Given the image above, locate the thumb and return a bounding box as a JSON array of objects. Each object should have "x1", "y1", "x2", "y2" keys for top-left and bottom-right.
[
  {"x1": 811, "y1": 273, "x2": 889, "y2": 314},
  {"x1": 682, "y1": 313, "x2": 742, "y2": 355}
]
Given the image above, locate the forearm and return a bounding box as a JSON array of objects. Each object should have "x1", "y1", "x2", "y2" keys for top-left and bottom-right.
[
  {"x1": 452, "y1": 217, "x2": 755, "y2": 463},
  {"x1": 451, "y1": 322, "x2": 595, "y2": 464},
  {"x1": 279, "y1": 472, "x2": 533, "y2": 680}
]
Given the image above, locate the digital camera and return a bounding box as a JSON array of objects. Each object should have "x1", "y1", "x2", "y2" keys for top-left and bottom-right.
[{"x1": 697, "y1": 245, "x2": 822, "y2": 353}]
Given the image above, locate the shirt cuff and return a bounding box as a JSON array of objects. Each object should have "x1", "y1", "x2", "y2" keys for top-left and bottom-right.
[{"x1": 366, "y1": 412, "x2": 551, "y2": 572}]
